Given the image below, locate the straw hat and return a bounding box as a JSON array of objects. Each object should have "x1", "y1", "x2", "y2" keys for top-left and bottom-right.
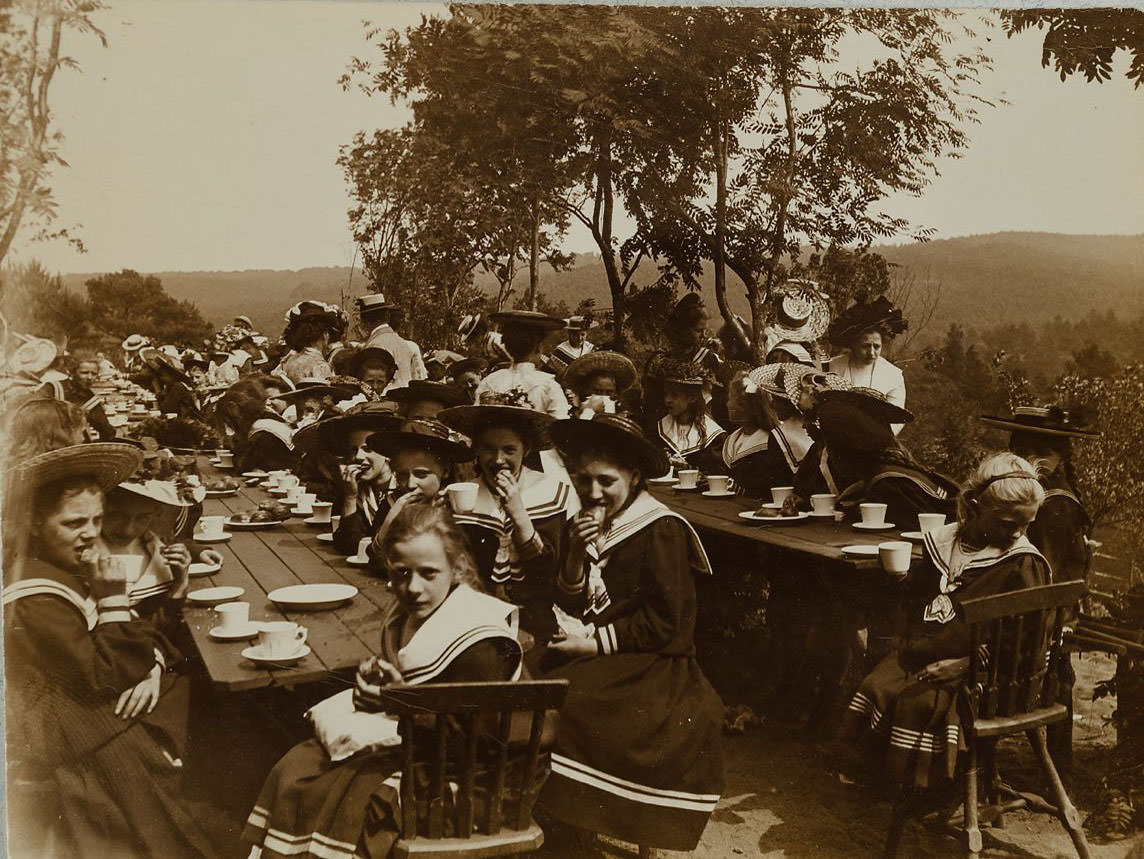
[
  {"x1": 550, "y1": 412, "x2": 669, "y2": 479},
  {"x1": 315, "y1": 401, "x2": 404, "y2": 453},
  {"x1": 647, "y1": 357, "x2": 711, "y2": 389},
  {"x1": 347, "y1": 346, "x2": 397, "y2": 379},
  {"x1": 114, "y1": 478, "x2": 191, "y2": 508},
  {"x1": 140, "y1": 347, "x2": 190, "y2": 384},
  {"x1": 276, "y1": 378, "x2": 363, "y2": 403},
  {"x1": 457, "y1": 313, "x2": 485, "y2": 342},
  {"x1": 233, "y1": 315, "x2": 254, "y2": 329},
  {"x1": 15, "y1": 442, "x2": 143, "y2": 492},
  {"x1": 565, "y1": 315, "x2": 589, "y2": 332},
  {"x1": 748, "y1": 364, "x2": 851, "y2": 408},
  {"x1": 367, "y1": 419, "x2": 474, "y2": 463},
  {"x1": 386, "y1": 380, "x2": 470, "y2": 409},
  {"x1": 563, "y1": 351, "x2": 638, "y2": 395},
  {"x1": 489, "y1": 310, "x2": 565, "y2": 331},
  {"x1": 121, "y1": 334, "x2": 149, "y2": 352},
  {"x1": 6, "y1": 337, "x2": 59, "y2": 376},
  {"x1": 180, "y1": 350, "x2": 209, "y2": 371},
  {"x1": 765, "y1": 280, "x2": 832, "y2": 344},
  {"x1": 817, "y1": 386, "x2": 913, "y2": 425},
  {"x1": 980, "y1": 405, "x2": 1099, "y2": 440},
  {"x1": 827, "y1": 296, "x2": 907, "y2": 347},
  {"x1": 356, "y1": 293, "x2": 395, "y2": 313},
  {"x1": 437, "y1": 391, "x2": 553, "y2": 448}
]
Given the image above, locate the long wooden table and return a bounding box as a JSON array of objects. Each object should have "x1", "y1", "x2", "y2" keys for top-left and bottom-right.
[{"x1": 183, "y1": 462, "x2": 393, "y2": 692}]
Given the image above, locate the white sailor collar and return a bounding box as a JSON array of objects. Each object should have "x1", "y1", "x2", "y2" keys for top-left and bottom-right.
[
  {"x1": 3, "y1": 560, "x2": 99, "y2": 630},
  {"x1": 589, "y1": 490, "x2": 712, "y2": 575},
  {"x1": 657, "y1": 414, "x2": 726, "y2": 457},
  {"x1": 723, "y1": 427, "x2": 770, "y2": 466},
  {"x1": 451, "y1": 467, "x2": 575, "y2": 534}
]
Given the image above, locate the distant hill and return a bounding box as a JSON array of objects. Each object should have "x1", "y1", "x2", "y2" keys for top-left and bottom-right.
[{"x1": 60, "y1": 232, "x2": 1144, "y2": 342}]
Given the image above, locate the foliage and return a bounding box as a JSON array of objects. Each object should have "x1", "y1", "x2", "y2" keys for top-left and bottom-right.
[
  {"x1": 1001, "y1": 9, "x2": 1144, "y2": 88},
  {"x1": 127, "y1": 415, "x2": 220, "y2": 451},
  {"x1": 0, "y1": 259, "x2": 90, "y2": 345},
  {"x1": 84, "y1": 269, "x2": 213, "y2": 347},
  {"x1": 0, "y1": 0, "x2": 106, "y2": 264}
]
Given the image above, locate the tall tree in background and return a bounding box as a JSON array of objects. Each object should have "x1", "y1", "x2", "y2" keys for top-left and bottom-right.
[
  {"x1": 85, "y1": 269, "x2": 212, "y2": 346},
  {"x1": 0, "y1": 0, "x2": 105, "y2": 264},
  {"x1": 1001, "y1": 9, "x2": 1144, "y2": 87}
]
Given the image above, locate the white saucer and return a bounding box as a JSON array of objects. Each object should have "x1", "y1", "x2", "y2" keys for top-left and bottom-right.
[
  {"x1": 268, "y1": 487, "x2": 289, "y2": 496},
  {"x1": 194, "y1": 533, "x2": 232, "y2": 544},
  {"x1": 853, "y1": 521, "x2": 896, "y2": 531},
  {"x1": 187, "y1": 586, "x2": 244, "y2": 606},
  {"x1": 672, "y1": 484, "x2": 701, "y2": 492},
  {"x1": 841, "y1": 544, "x2": 880, "y2": 557},
  {"x1": 648, "y1": 476, "x2": 678, "y2": 486},
  {"x1": 290, "y1": 507, "x2": 314, "y2": 517},
  {"x1": 242, "y1": 470, "x2": 269, "y2": 479},
  {"x1": 209, "y1": 623, "x2": 261, "y2": 641},
  {"x1": 900, "y1": 530, "x2": 926, "y2": 542},
  {"x1": 808, "y1": 510, "x2": 838, "y2": 519},
  {"x1": 204, "y1": 488, "x2": 238, "y2": 498},
  {"x1": 316, "y1": 533, "x2": 334, "y2": 543},
  {"x1": 304, "y1": 516, "x2": 333, "y2": 527},
  {"x1": 701, "y1": 490, "x2": 736, "y2": 498},
  {"x1": 346, "y1": 555, "x2": 370, "y2": 567},
  {"x1": 188, "y1": 560, "x2": 222, "y2": 577},
  {"x1": 242, "y1": 644, "x2": 311, "y2": 667}
]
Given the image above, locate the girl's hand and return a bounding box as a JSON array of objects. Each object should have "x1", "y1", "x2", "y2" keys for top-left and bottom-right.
[
  {"x1": 570, "y1": 509, "x2": 602, "y2": 553},
  {"x1": 494, "y1": 469, "x2": 525, "y2": 518},
  {"x1": 355, "y1": 657, "x2": 402, "y2": 699},
  {"x1": 115, "y1": 663, "x2": 162, "y2": 719},
  {"x1": 915, "y1": 657, "x2": 969, "y2": 684},
  {"x1": 89, "y1": 552, "x2": 127, "y2": 598},
  {"x1": 548, "y1": 634, "x2": 598, "y2": 658},
  {"x1": 199, "y1": 549, "x2": 224, "y2": 567},
  {"x1": 161, "y1": 543, "x2": 192, "y2": 597}
]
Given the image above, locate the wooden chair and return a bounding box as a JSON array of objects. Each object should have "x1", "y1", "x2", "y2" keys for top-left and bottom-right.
[
  {"x1": 885, "y1": 580, "x2": 1092, "y2": 858},
  {"x1": 374, "y1": 679, "x2": 569, "y2": 859}
]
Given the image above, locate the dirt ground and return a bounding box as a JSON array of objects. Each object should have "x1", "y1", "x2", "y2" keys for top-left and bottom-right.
[{"x1": 535, "y1": 652, "x2": 1142, "y2": 859}]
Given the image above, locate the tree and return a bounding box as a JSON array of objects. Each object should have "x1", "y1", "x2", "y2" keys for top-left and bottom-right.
[
  {"x1": 1066, "y1": 343, "x2": 1120, "y2": 380},
  {"x1": 1001, "y1": 9, "x2": 1144, "y2": 88},
  {"x1": 0, "y1": 258, "x2": 90, "y2": 344},
  {"x1": 84, "y1": 269, "x2": 212, "y2": 347},
  {"x1": 0, "y1": 0, "x2": 106, "y2": 265}
]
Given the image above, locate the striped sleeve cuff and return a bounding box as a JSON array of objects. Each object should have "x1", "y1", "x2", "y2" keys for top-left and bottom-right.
[
  {"x1": 594, "y1": 623, "x2": 618, "y2": 656},
  {"x1": 515, "y1": 529, "x2": 544, "y2": 560},
  {"x1": 558, "y1": 571, "x2": 585, "y2": 596},
  {"x1": 96, "y1": 594, "x2": 132, "y2": 624}
]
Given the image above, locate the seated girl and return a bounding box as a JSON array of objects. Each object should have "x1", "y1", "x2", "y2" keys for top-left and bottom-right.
[
  {"x1": 438, "y1": 394, "x2": 578, "y2": 643},
  {"x1": 842, "y1": 452, "x2": 1050, "y2": 788},
  {"x1": 243, "y1": 498, "x2": 523, "y2": 859},
  {"x1": 650, "y1": 359, "x2": 726, "y2": 475},
  {"x1": 538, "y1": 413, "x2": 724, "y2": 853},
  {"x1": 214, "y1": 377, "x2": 299, "y2": 473},
  {"x1": 3, "y1": 444, "x2": 214, "y2": 857}
]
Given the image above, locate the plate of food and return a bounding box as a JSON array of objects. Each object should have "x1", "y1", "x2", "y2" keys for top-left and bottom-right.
[
  {"x1": 204, "y1": 476, "x2": 242, "y2": 497},
  {"x1": 226, "y1": 502, "x2": 291, "y2": 530},
  {"x1": 738, "y1": 510, "x2": 809, "y2": 524},
  {"x1": 268, "y1": 583, "x2": 358, "y2": 611}
]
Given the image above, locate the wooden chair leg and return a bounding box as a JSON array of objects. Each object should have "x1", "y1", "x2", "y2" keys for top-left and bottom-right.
[
  {"x1": 1028, "y1": 727, "x2": 1091, "y2": 859},
  {"x1": 883, "y1": 792, "x2": 917, "y2": 859},
  {"x1": 984, "y1": 741, "x2": 1003, "y2": 830},
  {"x1": 964, "y1": 743, "x2": 982, "y2": 857}
]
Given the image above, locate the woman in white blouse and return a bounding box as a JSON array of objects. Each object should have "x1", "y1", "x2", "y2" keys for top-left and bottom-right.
[{"x1": 827, "y1": 297, "x2": 907, "y2": 432}]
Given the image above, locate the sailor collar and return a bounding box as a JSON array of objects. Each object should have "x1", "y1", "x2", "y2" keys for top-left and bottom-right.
[
  {"x1": 657, "y1": 414, "x2": 726, "y2": 458},
  {"x1": 451, "y1": 467, "x2": 575, "y2": 534}
]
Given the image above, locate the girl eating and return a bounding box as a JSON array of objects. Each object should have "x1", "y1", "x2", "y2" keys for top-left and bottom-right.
[{"x1": 243, "y1": 498, "x2": 523, "y2": 859}]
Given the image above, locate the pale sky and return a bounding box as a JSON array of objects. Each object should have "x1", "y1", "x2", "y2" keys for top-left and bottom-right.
[{"x1": 12, "y1": 1, "x2": 1144, "y2": 274}]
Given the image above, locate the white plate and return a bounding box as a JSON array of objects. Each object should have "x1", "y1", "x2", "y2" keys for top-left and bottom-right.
[
  {"x1": 316, "y1": 532, "x2": 335, "y2": 543},
  {"x1": 841, "y1": 544, "x2": 880, "y2": 557},
  {"x1": 648, "y1": 476, "x2": 678, "y2": 486},
  {"x1": 346, "y1": 555, "x2": 370, "y2": 567},
  {"x1": 225, "y1": 517, "x2": 287, "y2": 531},
  {"x1": 204, "y1": 488, "x2": 239, "y2": 498},
  {"x1": 187, "y1": 586, "x2": 244, "y2": 606},
  {"x1": 267, "y1": 487, "x2": 289, "y2": 496},
  {"x1": 853, "y1": 521, "x2": 896, "y2": 531},
  {"x1": 194, "y1": 533, "x2": 232, "y2": 544},
  {"x1": 214, "y1": 462, "x2": 235, "y2": 470},
  {"x1": 268, "y1": 583, "x2": 358, "y2": 611},
  {"x1": 808, "y1": 510, "x2": 838, "y2": 519},
  {"x1": 209, "y1": 623, "x2": 261, "y2": 641},
  {"x1": 701, "y1": 490, "x2": 736, "y2": 498},
  {"x1": 243, "y1": 644, "x2": 311, "y2": 667},
  {"x1": 242, "y1": 470, "x2": 269, "y2": 479},
  {"x1": 738, "y1": 511, "x2": 809, "y2": 524},
  {"x1": 188, "y1": 560, "x2": 222, "y2": 577},
  {"x1": 304, "y1": 516, "x2": 333, "y2": 527},
  {"x1": 900, "y1": 530, "x2": 926, "y2": 542}
]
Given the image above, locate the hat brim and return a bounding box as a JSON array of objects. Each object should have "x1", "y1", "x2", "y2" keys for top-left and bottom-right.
[
  {"x1": 385, "y1": 385, "x2": 470, "y2": 409},
  {"x1": 437, "y1": 405, "x2": 553, "y2": 446},
  {"x1": 15, "y1": 442, "x2": 143, "y2": 492},
  {"x1": 115, "y1": 480, "x2": 192, "y2": 508},
  {"x1": 449, "y1": 358, "x2": 487, "y2": 377},
  {"x1": 818, "y1": 388, "x2": 913, "y2": 424},
  {"x1": 563, "y1": 352, "x2": 638, "y2": 394},
  {"x1": 550, "y1": 418, "x2": 669, "y2": 479},
  {"x1": 316, "y1": 410, "x2": 405, "y2": 452},
  {"x1": 277, "y1": 384, "x2": 360, "y2": 403},
  {"x1": 348, "y1": 347, "x2": 397, "y2": 376},
  {"x1": 979, "y1": 416, "x2": 1100, "y2": 439},
  {"x1": 766, "y1": 302, "x2": 831, "y2": 343},
  {"x1": 489, "y1": 311, "x2": 565, "y2": 331},
  {"x1": 366, "y1": 429, "x2": 474, "y2": 463}
]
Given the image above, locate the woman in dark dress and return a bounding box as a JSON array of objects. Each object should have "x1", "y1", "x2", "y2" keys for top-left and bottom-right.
[
  {"x1": 842, "y1": 452, "x2": 1050, "y2": 788},
  {"x1": 3, "y1": 443, "x2": 216, "y2": 858},
  {"x1": 538, "y1": 413, "x2": 724, "y2": 852}
]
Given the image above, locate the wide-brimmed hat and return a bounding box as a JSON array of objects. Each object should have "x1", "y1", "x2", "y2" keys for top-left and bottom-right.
[
  {"x1": 113, "y1": 478, "x2": 191, "y2": 508},
  {"x1": 765, "y1": 280, "x2": 832, "y2": 344},
  {"x1": 565, "y1": 315, "x2": 589, "y2": 332},
  {"x1": 817, "y1": 400, "x2": 896, "y2": 454},
  {"x1": 140, "y1": 347, "x2": 190, "y2": 384},
  {"x1": 6, "y1": 337, "x2": 59, "y2": 376},
  {"x1": 647, "y1": 357, "x2": 711, "y2": 389},
  {"x1": 980, "y1": 405, "x2": 1099, "y2": 440},
  {"x1": 121, "y1": 334, "x2": 150, "y2": 352},
  {"x1": 765, "y1": 340, "x2": 816, "y2": 366},
  {"x1": 356, "y1": 293, "x2": 395, "y2": 313},
  {"x1": 367, "y1": 419, "x2": 474, "y2": 463},
  {"x1": 828, "y1": 296, "x2": 907, "y2": 347},
  {"x1": 438, "y1": 391, "x2": 553, "y2": 448},
  {"x1": 749, "y1": 364, "x2": 851, "y2": 408},
  {"x1": 347, "y1": 346, "x2": 397, "y2": 379},
  {"x1": 15, "y1": 442, "x2": 143, "y2": 492},
  {"x1": 386, "y1": 380, "x2": 470, "y2": 409},
  {"x1": 448, "y1": 356, "x2": 487, "y2": 378},
  {"x1": 276, "y1": 378, "x2": 362, "y2": 403},
  {"x1": 285, "y1": 299, "x2": 339, "y2": 323},
  {"x1": 551, "y1": 413, "x2": 669, "y2": 479},
  {"x1": 818, "y1": 386, "x2": 913, "y2": 425},
  {"x1": 457, "y1": 313, "x2": 485, "y2": 342},
  {"x1": 564, "y1": 351, "x2": 638, "y2": 395},
  {"x1": 489, "y1": 310, "x2": 565, "y2": 332},
  {"x1": 315, "y1": 401, "x2": 404, "y2": 453},
  {"x1": 180, "y1": 350, "x2": 209, "y2": 371},
  {"x1": 233, "y1": 315, "x2": 254, "y2": 329}
]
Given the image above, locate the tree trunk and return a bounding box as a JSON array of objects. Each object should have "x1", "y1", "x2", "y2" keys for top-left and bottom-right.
[
  {"x1": 711, "y1": 104, "x2": 751, "y2": 359},
  {"x1": 528, "y1": 191, "x2": 540, "y2": 311}
]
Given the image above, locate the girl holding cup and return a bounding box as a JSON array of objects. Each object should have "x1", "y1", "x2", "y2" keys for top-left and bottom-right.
[
  {"x1": 842, "y1": 452, "x2": 1050, "y2": 788},
  {"x1": 244, "y1": 498, "x2": 524, "y2": 859},
  {"x1": 650, "y1": 358, "x2": 726, "y2": 475}
]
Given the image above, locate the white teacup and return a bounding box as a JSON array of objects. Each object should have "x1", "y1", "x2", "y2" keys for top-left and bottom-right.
[
  {"x1": 329, "y1": 515, "x2": 341, "y2": 532},
  {"x1": 107, "y1": 554, "x2": 145, "y2": 583},
  {"x1": 446, "y1": 482, "x2": 479, "y2": 513},
  {"x1": 810, "y1": 493, "x2": 837, "y2": 515},
  {"x1": 218, "y1": 451, "x2": 235, "y2": 467},
  {"x1": 771, "y1": 486, "x2": 794, "y2": 505},
  {"x1": 266, "y1": 470, "x2": 287, "y2": 489},
  {"x1": 164, "y1": 412, "x2": 178, "y2": 420},
  {"x1": 917, "y1": 513, "x2": 947, "y2": 534},
  {"x1": 214, "y1": 448, "x2": 230, "y2": 460},
  {"x1": 279, "y1": 474, "x2": 300, "y2": 491},
  {"x1": 258, "y1": 621, "x2": 307, "y2": 657},
  {"x1": 294, "y1": 492, "x2": 315, "y2": 514},
  {"x1": 198, "y1": 515, "x2": 227, "y2": 539},
  {"x1": 860, "y1": 502, "x2": 889, "y2": 526},
  {"x1": 878, "y1": 541, "x2": 913, "y2": 577},
  {"x1": 353, "y1": 537, "x2": 371, "y2": 562},
  {"x1": 310, "y1": 501, "x2": 333, "y2": 523},
  {"x1": 677, "y1": 469, "x2": 700, "y2": 490},
  {"x1": 707, "y1": 475, "x2": 732, "y2": 494},
  {"x1": 284, "y1": 485, "x2": 303, "y2": 504},
  {"x1": 215, "y1": 601, "x2": 250, "y2": 632}
]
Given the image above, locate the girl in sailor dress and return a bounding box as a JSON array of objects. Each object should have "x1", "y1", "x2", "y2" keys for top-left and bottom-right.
[
  {"x1": 538, "y1": 415, "x2": 724, "y2": 852},
  {"x1": 841, "y1": 454, "x2": 1050, "y2": 788},
  {"x1": 244, "y1": 499, "x2": 524, "y2": 859},
  {"x1": 721, "y1": 369, "x2": 813, "y2": 498},
  {"x1": 657, "y1": 374, "x2": 726, "y2": 475}
]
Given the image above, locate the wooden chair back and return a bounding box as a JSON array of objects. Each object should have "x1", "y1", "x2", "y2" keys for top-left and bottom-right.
[
  {"x1": 960, "y1": 580, "x2": 1085, "y2": 721},
  {"x1": 375, "y1": 679, "x2": 569, "y2": 842}
]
